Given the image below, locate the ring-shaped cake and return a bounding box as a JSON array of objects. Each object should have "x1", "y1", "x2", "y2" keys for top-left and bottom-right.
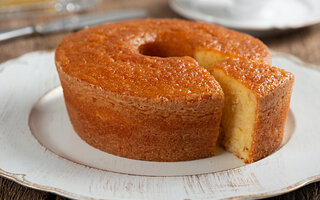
[{"x1": 55, "y1": 19, "x2": 294, "y2": 162}]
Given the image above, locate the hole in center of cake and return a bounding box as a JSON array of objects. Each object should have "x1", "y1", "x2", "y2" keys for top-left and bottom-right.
[{"x1": 139, "y1": 42, "x2": 192, "y2": 58}]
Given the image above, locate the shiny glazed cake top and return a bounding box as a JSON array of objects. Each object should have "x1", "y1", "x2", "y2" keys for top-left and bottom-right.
[
  {"x1": 211, "y1": 58, "x2": 294, "y2": 97},
  {"x1": 55, "y1": 19, "x2": 270, "y2": 99}
]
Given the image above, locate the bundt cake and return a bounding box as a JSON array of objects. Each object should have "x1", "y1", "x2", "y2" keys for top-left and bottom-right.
[{"x1": 55, "y1": 18, "x2": 294, "y2": 163}]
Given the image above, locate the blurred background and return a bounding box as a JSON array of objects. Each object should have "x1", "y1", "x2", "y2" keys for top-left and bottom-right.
[
  {"x1": 1, "y1": 0, "x2": 320, "y2": 65},
  {"x1": 0, "y1": 0, "x2": 319, "y2": 199}
]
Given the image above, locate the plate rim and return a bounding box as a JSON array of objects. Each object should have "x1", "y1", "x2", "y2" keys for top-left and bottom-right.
[{"x1": 0, "y1": 167, "x2": 319, "y2": 200}]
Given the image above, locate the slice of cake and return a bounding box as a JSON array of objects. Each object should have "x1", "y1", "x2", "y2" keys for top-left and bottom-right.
[{"x1": 206, "y1": 58, "x2": 294, "y2": 163}]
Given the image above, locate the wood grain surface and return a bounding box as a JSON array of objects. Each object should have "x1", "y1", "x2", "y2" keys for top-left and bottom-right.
[{"x1": 0, "y1": 0, "x2": 320, "y2": 199}]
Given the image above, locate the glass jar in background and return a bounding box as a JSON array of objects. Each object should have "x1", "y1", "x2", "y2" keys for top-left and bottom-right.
[{"x1": 0, "y1": 0, "x2": 100, "y2": 19}]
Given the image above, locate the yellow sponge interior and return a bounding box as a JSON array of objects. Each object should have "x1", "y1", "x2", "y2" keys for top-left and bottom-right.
[
  {"x1": 195, "y1": 50, "x2": 226, "y2": 70},
  {"x1": 195, "y1": 51, "x2": 257, "y2": 161},
  {"x1": 210, "y1": 69, "x2": 257, "y2": 161}
]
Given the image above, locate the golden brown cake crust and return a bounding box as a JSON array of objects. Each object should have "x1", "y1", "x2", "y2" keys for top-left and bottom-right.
[
  {"x1": 55, "y1": 19, "x2": 271, "y2": 100},
  {"x1": 55, "y1": 18, "x2": 273, "y2": 162},
  {"x1": 211, "y1": 58, "x2": 294, "y2": 97},
  {"x1": 58, "y1": 67, "x2": 224, "y2": 161},
  {"x1": 251, "y1": 80, "x2": 294, "y2": 163}
]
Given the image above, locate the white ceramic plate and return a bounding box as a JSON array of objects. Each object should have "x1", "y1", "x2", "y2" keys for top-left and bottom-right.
[
  {"x1": 169, "y1": 0, "x2": 320, "y2": 37},
  {"x1": 0, "y1": 51, "x2": 320, "y2": 199}
]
